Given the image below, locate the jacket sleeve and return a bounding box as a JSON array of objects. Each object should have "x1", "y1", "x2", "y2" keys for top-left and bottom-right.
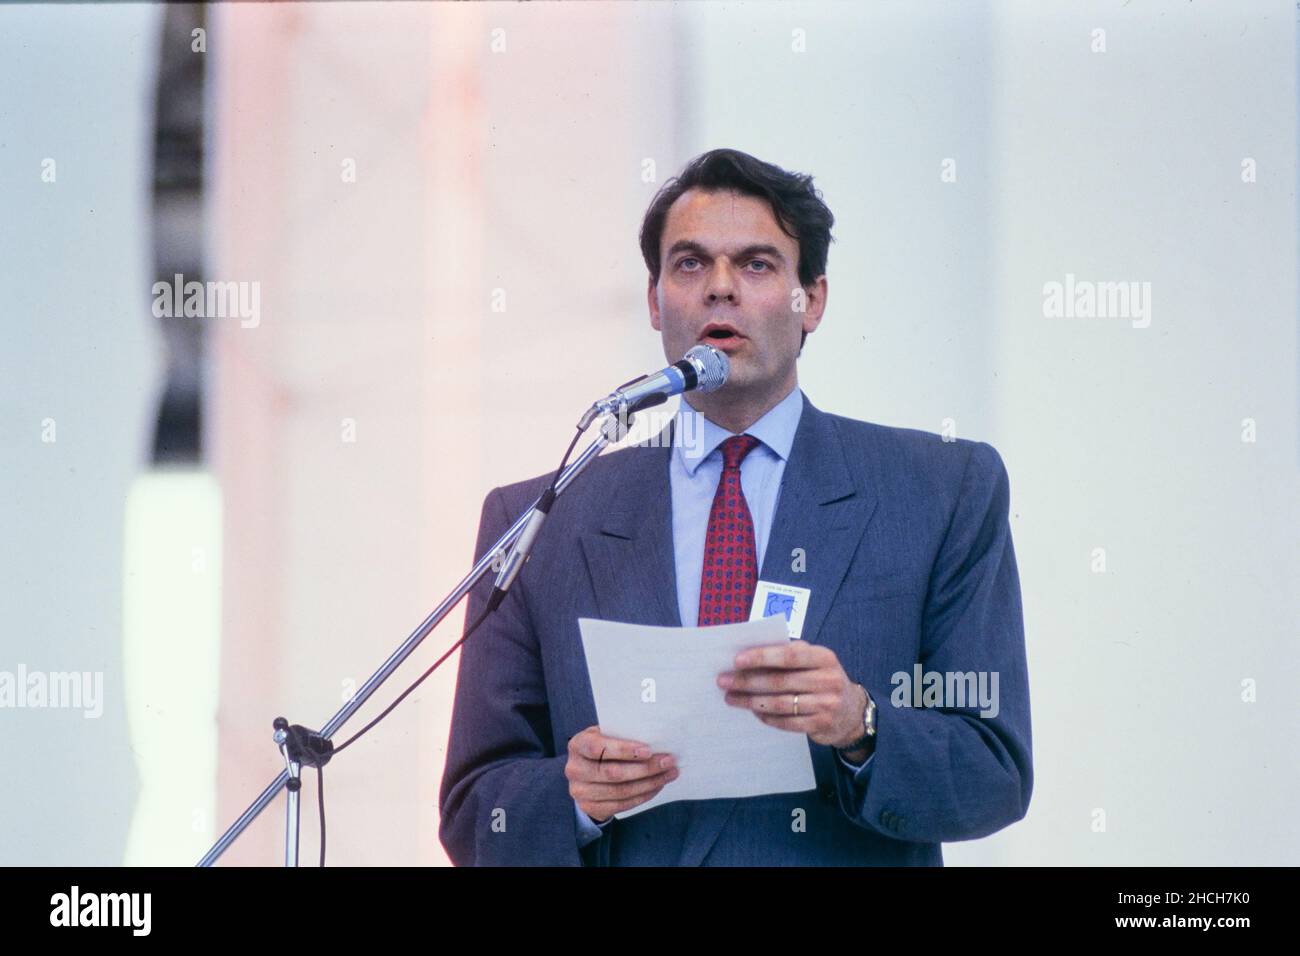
[
  {"x1": 574, "y1": 798, "x2": 616, "y2": 848},
  {"x1": 833, "y1": 441, "x2": 1033, "y2": 843},
  {"x1": 437, "y1": 486, "x2": 585, "y2": 866}
]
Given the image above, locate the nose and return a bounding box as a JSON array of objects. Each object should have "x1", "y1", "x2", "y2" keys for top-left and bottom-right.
[{"x1": 705, "y1": 259, "x2": 737, "y2": 303}]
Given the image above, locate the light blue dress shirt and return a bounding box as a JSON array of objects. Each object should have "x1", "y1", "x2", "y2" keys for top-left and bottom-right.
[{"x1": 575, "y1": 385, "x2": 874, "y2": 848}]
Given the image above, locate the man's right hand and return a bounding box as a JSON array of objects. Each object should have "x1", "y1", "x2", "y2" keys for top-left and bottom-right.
[{"x1": 565, "y1": 725, "x2": 679, "y2": 823}]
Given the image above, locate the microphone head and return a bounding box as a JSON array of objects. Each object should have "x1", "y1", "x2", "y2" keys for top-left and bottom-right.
[{"x1": 683, "y1": 344, "x2": 730, "y2": 393}]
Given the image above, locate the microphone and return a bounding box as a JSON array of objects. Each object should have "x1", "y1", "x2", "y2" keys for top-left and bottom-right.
[
  {"x1": 578, "y1": 344, "x2": 730, "y2": 429},
  {"x1": 493, "y1": 343, "x2": 730, "y2": 602}
]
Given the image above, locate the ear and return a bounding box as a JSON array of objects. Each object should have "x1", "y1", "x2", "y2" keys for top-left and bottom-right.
[
  {"x1": 800, "y1": 275, "x2": 828, "y2": 336},
  {"x1": 647, "y1": 274, "x2": 661, "y2": 332}
]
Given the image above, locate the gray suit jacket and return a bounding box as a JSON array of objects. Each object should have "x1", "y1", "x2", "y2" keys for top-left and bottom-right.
[{"x1": 438, "y1": 391, "x2": 1032, "y2": 865}]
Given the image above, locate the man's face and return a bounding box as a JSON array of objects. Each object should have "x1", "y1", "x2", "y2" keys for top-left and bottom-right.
[{"x1": 648, "y1": 188, "x2": 825, "y2": 403}]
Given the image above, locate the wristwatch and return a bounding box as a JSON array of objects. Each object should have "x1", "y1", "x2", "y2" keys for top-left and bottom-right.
[{"x1": 836, "y1": 685, "x2": 877, "y2": 754}]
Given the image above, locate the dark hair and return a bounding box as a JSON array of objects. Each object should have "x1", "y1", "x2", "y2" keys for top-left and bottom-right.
[{"x1": 639, "y1": 148, "x2": 834, "y2": 353}]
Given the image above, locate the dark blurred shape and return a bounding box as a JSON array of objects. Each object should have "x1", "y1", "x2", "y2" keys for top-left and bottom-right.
[{"x1": 150, "y1": 3, "x2": 208, "y2": 465}]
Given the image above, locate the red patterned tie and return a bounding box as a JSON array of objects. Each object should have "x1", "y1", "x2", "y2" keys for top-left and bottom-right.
[{"x1": 697, "y1": 434, "x2": 762, "y2": 626}]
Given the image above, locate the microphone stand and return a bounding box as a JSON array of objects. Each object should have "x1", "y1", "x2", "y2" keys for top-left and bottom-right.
[{"x1": 197, "y1": 410, "x2": 642, "y2": 866}]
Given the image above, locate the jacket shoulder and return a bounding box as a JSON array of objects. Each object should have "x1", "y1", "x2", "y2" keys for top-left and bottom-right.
[{"x1": 821, "y1": 411, "x2": 1008, "y2": 493}]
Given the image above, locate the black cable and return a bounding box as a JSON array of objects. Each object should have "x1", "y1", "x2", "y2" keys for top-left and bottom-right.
[
  {"x1": 330, "y1": 422, "x2": 586, "y2": 759},
  {"x1": 331, "y1": 602, "x2": 495, "y2": 756},
  {"x1": 317, "y1": 765, "x2": 326, "y2": 867},
  {"x1": 311, "y1": 421, "x2": 592, "y2": 862}
]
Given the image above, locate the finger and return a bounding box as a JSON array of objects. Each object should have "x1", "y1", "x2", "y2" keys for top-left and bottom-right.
[
  {"x1": 724, "y1": 691, "x2": 836, "y2": 716},
  {"x1": 583, "y1": 777, "x2": 676, "y2": 819},
  {"x1": 573, "y1": 752, "x2": 676, "y2": 784},
  {"x1": 576, "y1": 765, "x2": 679, "y2": 803},
  {"x1": 733, "y1": 641, "x2": 832, "y2": 671},
  {"x1": 570, "y1": 730, "x2": 654, "y2": 762},
  {"x1": 718, "y1": 667, "x2": 830, "y2": 694},
  {"x1": 753, "y1": 712, "x2": 821, "y2": 733}
]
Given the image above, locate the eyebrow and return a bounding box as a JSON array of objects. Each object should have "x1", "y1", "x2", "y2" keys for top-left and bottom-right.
[{"x1": 664, "y1": 240, "x2": 788, "y2": 266}]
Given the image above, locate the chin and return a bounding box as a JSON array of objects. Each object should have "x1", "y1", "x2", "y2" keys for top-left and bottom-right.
[{"x1": 718, "y1": 371, "x2": 753, "y2": 394}]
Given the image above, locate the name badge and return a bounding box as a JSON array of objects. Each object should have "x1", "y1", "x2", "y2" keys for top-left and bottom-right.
[{"x1": 748, "y1": 581, "x2": 813, "y2": 639}]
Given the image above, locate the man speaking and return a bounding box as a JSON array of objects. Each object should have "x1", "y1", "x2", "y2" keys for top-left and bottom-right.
[{"x1": 438, "y1": 148, "x2": 1032, "y2": 866}]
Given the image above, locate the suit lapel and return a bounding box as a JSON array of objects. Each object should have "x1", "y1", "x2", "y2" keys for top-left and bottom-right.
[
  {"x1": 755, "y1": 396, "x2": 879, "y2": 648},
  {"x1": 578, "y1": 437, "x2": 682, "y2": 630},
  {"x1": 676, "y1": 393, "x2": 879, "y2": 866}
]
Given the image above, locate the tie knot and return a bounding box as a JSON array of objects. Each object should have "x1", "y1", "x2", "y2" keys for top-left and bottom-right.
[{"x1": 719, "y1": 434, "x2": 761, "y2": 470}]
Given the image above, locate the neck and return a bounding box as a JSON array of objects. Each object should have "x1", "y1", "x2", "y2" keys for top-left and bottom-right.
[{"x1": 685, "y1": 377, "x2": 797, "y2": 435}]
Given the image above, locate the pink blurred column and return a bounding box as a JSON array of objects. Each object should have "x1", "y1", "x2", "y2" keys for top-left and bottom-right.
[{"x1": 209, "y1": 2, "x2": 677, "y2": 864}]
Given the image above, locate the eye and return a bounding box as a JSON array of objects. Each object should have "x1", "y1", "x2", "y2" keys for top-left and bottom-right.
[
  {"x1": 748, "y1": 260, "x2": 772, "y2": 272},
  {"x1": 678, "y1": 256, "x2": 701, "y2": 270}
]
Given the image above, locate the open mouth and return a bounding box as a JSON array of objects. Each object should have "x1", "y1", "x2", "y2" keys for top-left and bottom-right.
[{"x1": 701, "y1": 324, "x2": 744, "y2": 342}]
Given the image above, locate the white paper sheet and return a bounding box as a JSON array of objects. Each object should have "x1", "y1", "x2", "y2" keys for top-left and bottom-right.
[{"x1": 577, "y1": 614, "x2": 817, "y2": 818}]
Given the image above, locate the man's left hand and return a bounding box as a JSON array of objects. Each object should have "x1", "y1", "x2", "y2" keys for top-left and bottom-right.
[{"x1": 717, "y1": 642, "x2": 868, "y2": 751}]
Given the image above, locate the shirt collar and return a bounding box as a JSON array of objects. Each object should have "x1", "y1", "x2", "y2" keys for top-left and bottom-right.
[{"x1": 674, "y1": 384, "x2": 804, "y2": 477}]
